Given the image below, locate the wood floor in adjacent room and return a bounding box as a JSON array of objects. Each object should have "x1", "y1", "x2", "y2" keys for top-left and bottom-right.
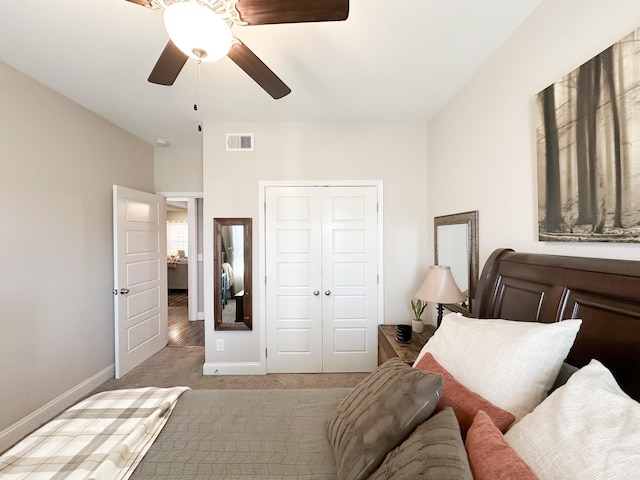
[
  {"x1": 93, "y1": 290, "x2": 368, "y2": 393},
  {"x1": 167, "y1": 290, "x2": 204, "y2": 347}
]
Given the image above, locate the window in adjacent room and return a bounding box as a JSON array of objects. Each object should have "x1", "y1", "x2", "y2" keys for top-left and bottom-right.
[{"x1": 167, "y1": 220, "x2": 188, "y2": 257}]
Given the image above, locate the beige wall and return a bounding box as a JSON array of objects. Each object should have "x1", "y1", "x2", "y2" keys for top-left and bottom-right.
[
  {"x1": 428, "y1": 0, "x2": 640, "y2": 267},
  {"x1": 155, "y1": 143, "x2": 203, "y2": 194},
  {"x1": 202, "y1": 122, "x2": 429, "y2": 372},
  {"x1": 167, "y1": 210, "x2": 188, "y2": 222},
  {"x1": 0, "y1": 61, "x2": 153, "y2": 450}
]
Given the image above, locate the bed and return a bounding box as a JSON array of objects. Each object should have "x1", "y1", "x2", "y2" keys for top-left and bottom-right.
[
  {"x1": 473, "y1": 248, "x2": 640, "y2": 401},
  {"x1": 2, "y1": 248, "x2": 639, "y2": 480}
]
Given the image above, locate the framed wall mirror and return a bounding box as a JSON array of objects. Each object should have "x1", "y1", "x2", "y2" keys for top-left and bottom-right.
[
  {"x1": 214, "y1": 218, "x2": 252, "y2": 331},
  {"x1": 434, "y1": 210, "x2": 479, "y2": 314}
]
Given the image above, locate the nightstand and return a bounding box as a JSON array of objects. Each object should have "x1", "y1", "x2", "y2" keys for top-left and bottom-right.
[{"x1": 378, "y1": 324, "x2": 435, "y2": 365}]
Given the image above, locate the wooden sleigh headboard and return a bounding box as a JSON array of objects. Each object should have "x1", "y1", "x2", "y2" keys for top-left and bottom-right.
[{"x1": 472, "y1": 249, "x2": 640, "y2": 401}]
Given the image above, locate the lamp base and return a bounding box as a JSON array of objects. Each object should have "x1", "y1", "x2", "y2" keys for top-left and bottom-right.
[{"x1": 436, "y1": 304, "x2": 445, "y2": 329}]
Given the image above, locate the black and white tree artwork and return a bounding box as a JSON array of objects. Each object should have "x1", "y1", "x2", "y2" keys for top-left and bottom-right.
[{"x1": 537, "y1": 27, "x2": 640, "y2": 242}]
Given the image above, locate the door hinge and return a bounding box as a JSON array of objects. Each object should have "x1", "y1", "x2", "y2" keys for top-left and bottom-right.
[
  {"x1": 265, "y1": 348, "x2": 268, "y2": 358},
  {"x1": 377, "y1": 274, "x2": 379, "y2": 284},
  {"x1": 113, "y1": 289, "x2": 118, "y2": 296}
]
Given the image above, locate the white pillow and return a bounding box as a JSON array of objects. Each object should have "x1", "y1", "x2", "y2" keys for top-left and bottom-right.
[
  {"x1": 505, "y1": 360, "x2": 640, "y2": 480},
  {"x1": 417, "y1": 313, "x2": 581, "y2": 419}
]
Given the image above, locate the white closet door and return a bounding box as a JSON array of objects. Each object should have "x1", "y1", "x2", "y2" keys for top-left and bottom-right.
[
  {"x1": 321, "y1": 187, "x2": 378, "y2": 372},
  {"x1": 266, "y1": 187, "x2": 323, "y2": 373},
  {"x1": 265, "y1": 184, "x2": 379, "y2": 373}
]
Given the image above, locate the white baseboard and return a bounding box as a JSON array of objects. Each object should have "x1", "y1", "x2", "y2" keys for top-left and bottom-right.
[
  {"x1": 0, "y1": 364, "x2": 114, "y2": 454},
  {"x1": 203, "y1": 362, "x2": 265, "y2": 375},
  {"x1": 197, "y1": 311, "x2": 204, "y2": 320}
]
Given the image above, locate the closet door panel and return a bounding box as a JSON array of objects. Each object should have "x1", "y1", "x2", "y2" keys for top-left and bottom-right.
[
  {"x1": 322, "y1": 186, "x2": 378, "y2": 372},
  {"x1": 266, "y1": 187, "x2": 323, "y2": 373}
]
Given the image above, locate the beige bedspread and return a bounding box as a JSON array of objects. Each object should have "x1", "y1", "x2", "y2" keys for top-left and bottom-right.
[{"x1": 129, "y1": 388, "x2": 351, "y2": 480}]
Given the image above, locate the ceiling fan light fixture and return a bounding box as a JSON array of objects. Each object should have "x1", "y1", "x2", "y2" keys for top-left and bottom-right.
[{"x1": 163, "y1": 1, "x2": 232, "y2": 62}]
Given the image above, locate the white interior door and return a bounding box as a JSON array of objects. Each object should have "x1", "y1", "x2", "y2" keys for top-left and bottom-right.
[
  {"x1": 265, "y1": 185, "x2": 379, "y2": 373},
  {"x1": 113, "y1": 185, "x2": 168, "y2": 378},
  {"x1": 266, "y1": 187, "x2": 323, "y2": 373},
  {"x1": 322, "y1": 187, "x2": 378, "y2": 372}
]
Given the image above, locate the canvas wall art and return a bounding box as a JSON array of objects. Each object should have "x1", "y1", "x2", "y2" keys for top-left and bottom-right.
[{"x1": 537, "y1": 27, "x2": 640, "y2": 242}]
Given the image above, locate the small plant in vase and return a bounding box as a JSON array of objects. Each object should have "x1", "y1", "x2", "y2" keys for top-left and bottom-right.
[{"x1": 410, "y1": 298, "x2": 427, "y2": 333}]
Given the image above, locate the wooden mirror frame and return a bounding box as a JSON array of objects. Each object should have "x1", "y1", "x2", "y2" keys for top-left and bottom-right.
[
  {"x1": 214, "y1": 217, "x2": 252, "y2": 331},
  {"x1": 434, "y1": 210, "x2": 479, "y2": 315}
]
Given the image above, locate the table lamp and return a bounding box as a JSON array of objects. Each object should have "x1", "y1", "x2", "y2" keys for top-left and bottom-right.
[{"x1": 415, "y1": 265, "x2": 466, "y2": 328}]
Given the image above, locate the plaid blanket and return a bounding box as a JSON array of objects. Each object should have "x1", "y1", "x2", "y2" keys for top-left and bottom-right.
[{"x1": 0, "y1": 386, "x2": 189, "y2": 479}]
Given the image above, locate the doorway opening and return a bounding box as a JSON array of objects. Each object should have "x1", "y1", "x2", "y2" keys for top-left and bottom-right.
[{"x1": 165, "y1": 196, "x2": 204, "y2": 346}]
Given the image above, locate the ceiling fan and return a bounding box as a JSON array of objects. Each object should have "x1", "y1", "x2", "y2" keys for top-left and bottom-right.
[{"x1": 126, "y1": 0, "x2": 350, "y2": 99}]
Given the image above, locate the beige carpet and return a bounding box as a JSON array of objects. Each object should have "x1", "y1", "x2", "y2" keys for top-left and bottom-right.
[{"x1": 93, "y1": 346, "x2": 369, "y2": 394}]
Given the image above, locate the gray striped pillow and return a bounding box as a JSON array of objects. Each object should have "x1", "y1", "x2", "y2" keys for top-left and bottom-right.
[
  {"x1": 369, "y1": 407, "x2": 472, "y2": 480},
  {"x1": 327, "y1": 358, "x2": 444, "y2": 480}
]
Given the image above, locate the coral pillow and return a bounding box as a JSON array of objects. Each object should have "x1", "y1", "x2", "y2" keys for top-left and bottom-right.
[
  {"x1": 465, "y1": 410, "x2": 539, "y2": 480},
  {"x1": 415, "y1": 353, "x2": 515, "y2": 436}
]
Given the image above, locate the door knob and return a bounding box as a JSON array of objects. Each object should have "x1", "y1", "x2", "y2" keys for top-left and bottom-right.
[
  {"x1": 120, "y1": 288, "x2": 130, "y2": 294},
  {"x1": 313, "y1": 290, "x2": 320, "y2": 296},
  {"x1": 324, "y1": 290, "x2": 331, "y2": 296}
]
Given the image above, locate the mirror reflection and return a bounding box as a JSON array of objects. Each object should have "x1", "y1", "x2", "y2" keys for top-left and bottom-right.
[
  {"x1": 434, "y1": 211, "x2": 478, "y2": 314},
  {"x1": 214, "y1": 218, "x2": 252, "y2": 330},
  {"x1": 437, "y1": 224, "x2": 469, "y2": 294}
]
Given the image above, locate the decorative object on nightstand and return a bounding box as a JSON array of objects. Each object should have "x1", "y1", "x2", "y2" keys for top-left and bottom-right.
[
  {"x1": 410, "y1": 298, "x2": 427, "y2": 333},
  {"x1": 415, "y1": 265, "x2": 466, "y2": 328},
  {"x1": 396, "y1": 324, "x2": 412, "y2": 344},
  {"x1": 378, "y1": 325, "x2": 436, "y2": 365}
]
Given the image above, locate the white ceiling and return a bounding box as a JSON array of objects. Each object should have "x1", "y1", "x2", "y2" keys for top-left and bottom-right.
[{"x1": 0, "y1": 0, "x2": 542, "y2": 148}]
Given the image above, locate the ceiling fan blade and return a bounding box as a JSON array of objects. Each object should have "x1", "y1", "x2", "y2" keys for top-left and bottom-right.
[
  {"x1": 235, "y1": 0, "x2": 348, "y2": 25},
  {"x1": 148, "y1": 40, "x2": 189, "y2": 86},
  {"x1": 125, "y1": 0, "x2": 152, "y2": 7},
  {"x1": 227, "y1": 42, "x2": 291, "y2": 99}
]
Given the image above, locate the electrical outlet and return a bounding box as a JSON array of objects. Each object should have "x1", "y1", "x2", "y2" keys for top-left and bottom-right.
[{"x1": 216, "y1": 339, "x2": 224, "y2": 352}]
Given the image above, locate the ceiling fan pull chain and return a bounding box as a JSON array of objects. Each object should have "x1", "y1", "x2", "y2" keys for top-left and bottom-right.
[{"x1": 194, "y1": 60, "x2": 203, "y2": 132}]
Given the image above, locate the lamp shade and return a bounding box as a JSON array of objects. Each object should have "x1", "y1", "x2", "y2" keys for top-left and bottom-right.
[
  {"x1": 164, "y1": 1, "x2": 232, "y2": 62},
  {"x1": 415, "y1": 265, "x2": 466, "y2": 304}
]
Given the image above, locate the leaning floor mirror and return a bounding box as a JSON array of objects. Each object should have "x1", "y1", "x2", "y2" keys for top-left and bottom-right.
[
  {"x1": 434, "y1": 210, "x2": 479, "y2": 315},
  {"x1": 214, "y1": 217, "x2": 252, "y2": 331}
]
